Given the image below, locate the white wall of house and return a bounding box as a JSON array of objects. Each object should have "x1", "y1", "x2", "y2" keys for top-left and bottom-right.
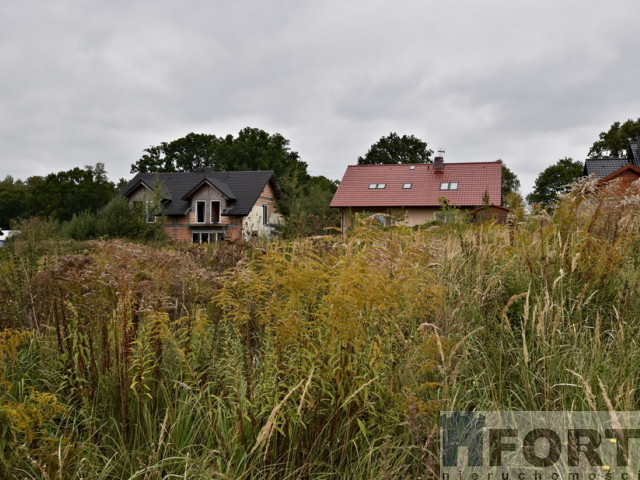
[{"x1": 242, "y1": 203, "x2": 283, "y2": 240}]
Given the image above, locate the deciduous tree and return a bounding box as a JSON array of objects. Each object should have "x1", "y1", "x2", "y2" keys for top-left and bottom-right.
[
  {"x1": 526, "y1": 158, "x2": 584, "y2": 208},
  {"x1": 357, "y1": 133, "x2": 433, "y2": 165},
  {"x1": 588, "y1": 118, "x2": 640, "y2": 158}
]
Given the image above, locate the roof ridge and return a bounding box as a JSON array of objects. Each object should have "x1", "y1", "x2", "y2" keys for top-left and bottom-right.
[{"x1": 346, "y1": 161, "x2": 501, "y2": 167}]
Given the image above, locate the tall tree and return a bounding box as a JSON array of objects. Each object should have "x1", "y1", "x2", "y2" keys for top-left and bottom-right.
[
  {"x1": 0, "y1": 176, "x2": 29, "y2": 228},
  {"x1": 500, "y1": 162, "x2": 521, "y2": 200},
  {"x1": 526, "y1": 158, "x2": 584, "y2": 208},
  {"x1": 357, "y1": 133, "x2": 433, "y2": 165},
  {"x1": 29, "y1": 163, "x2": 116, "y2": 222},
  {"x1": 130, "y1": 128, "x2": 307, "y2": 181},
  {"x1": 588, "y1": 118, "x2": 640, "y2": 158}
]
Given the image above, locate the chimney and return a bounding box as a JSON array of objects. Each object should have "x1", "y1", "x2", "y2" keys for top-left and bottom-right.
[{"x1": 434, "y1": 156, "x2": 444, "y2": 171}]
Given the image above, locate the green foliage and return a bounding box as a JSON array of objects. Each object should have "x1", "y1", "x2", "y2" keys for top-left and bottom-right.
[
  {"x1": 0, "y1": 164, "x2": 117, "y2": 227},
  {"x1": 0, "y1": 176, "x2": 29, "y2": 229},
  {"x1": 277, "y1": 175, "x2": 341, "y2": 237},
  {"x1": 29, "y1": 163, "x2": 116, "y2": 222},
  {"x1": 588, "y1": 118, "x2": 640, "y2": 158},
  {"x1": 3, "y1": 179, "x2": 640, "y2": 476},
  {"x1": 64, "y1": 197, "x2": 166, "y2": 242},
  {"x1": 526, "y1": 157, "x2": 584, "y2": 208},
  {"x1": 357, "y1": 132, "x2": 433, "y2": 164},
  {"x1": 503, "y1": 191, "x2": 526, "y2": 220},
  {"x1": 131, "y1": 127, "x2": 307, "y2": 182},
  {"x1": 500, "y1": 161, "x2": 520, "y2": 200}
]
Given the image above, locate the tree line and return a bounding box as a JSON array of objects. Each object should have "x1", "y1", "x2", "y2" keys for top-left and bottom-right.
[{"x1": 1, "y1": 119, "x2": 638, "y2": 233}]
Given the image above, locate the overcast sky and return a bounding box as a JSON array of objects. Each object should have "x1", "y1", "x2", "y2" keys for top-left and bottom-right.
[{"x1": 2, "y1": 1, "x2": 639, "y2": 195}]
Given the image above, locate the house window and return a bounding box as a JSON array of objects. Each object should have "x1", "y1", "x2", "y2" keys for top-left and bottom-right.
[
  {"x1": 403, "y1": 183, "x2": 412, "y2": 189},
  {"x1": 440, "y1": 182, "x2": 459, "y2": 191},
  {"x1": 373, "y1": 215, "x2": 389, "y2": 226},
  {"x1": 449, "y1": 182, "x2": 459, "y2": 190},
  {"x1": 369, "y1": 183, "x2": 377, "y2": 189},
  {"x1": 195, "y1": 201, "x2": 206, "y2": 223},
  {"x1": 262, "y1": 204, "x2": 269, "y2": 226},
  {"x1": 211, "y1": 201, "x2": 221, "y2": 224},
  {"x1": 192, "y1": 232, "x2": 224, "y2": 244},
  {"x1": 409, "y1": 166, "x2": 416, "y2": 170},
  {"x1": 368, "y1": 183, "x2": 386, "y2": 189}
]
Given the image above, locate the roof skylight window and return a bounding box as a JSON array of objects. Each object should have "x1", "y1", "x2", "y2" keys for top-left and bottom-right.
[
  {"x1": 409, "y1": 166, "x2": 416, "y2": 170},
  {"x1": 440, "y1": 182, "x2": 459, "y2": 191},
  {"x1": 368, "y1": 183, "x2": 386, "y2": 189},
  {"x1": 403, "y1": 183, "x2": 412, "y2": 189}
]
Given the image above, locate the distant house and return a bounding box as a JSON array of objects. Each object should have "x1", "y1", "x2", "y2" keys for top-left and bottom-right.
[
  {"x1": 584, "y1": 137, "x2": 640, "y2": 191},
  {"x1": 120, "y1": 169, "x2": 282, "y2": 243},
  {"x1": 330, "y1": 158, "x2": 503, "y2": 232}
]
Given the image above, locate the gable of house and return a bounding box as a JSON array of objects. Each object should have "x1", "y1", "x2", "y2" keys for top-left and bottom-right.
[
  {"x1": 583, "y1": 137, "x2": 640, "y2": 179},
  {"x1": 597, "y1": 163, "x2": 640, "y2": 193}
]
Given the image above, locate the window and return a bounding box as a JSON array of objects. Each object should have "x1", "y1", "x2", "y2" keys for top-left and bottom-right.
[
  {"x1": 211, "y1": 201, "x2": 221, "y2": 223},
  {"x1": 368, "y1": 183, "x2": 386, "y2": 189},
  {"x1": 195, "y1": 201, "x2": 206, "y2": 223},
  {"x1": 192, "y1": 232, "x2": 225, "y2": 244},
  {"x1": 369, "y1": 183, "x2": 378, "y2": 189},
  {"x1": 403, "y1": 183, "x2": 412, "y2": 189},
  {"x1": 440, "y1": 182, "x2": 459, "y2": 191},
  {"x1": 262, "y1": 204, "x2": 269, "y2": 226},
  {"x1": 409, "y1": 166, "x2": 416, "y2": 170},
  {"x1": 373, "y1": 215, "x2": 390, "y2": 226}
]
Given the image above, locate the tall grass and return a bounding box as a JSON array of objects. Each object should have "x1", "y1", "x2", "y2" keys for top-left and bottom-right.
[
  {"x1": 438, "y1": 178, "x2": 640, "y2": 413},
  {"x1": 1, "y1": 178, "x2": 640, "y2": 478}
]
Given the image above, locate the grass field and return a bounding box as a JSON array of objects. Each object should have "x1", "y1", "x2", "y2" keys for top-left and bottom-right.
[{"x1": 1, "y1": 178, "x2": 639, "y2": 479}]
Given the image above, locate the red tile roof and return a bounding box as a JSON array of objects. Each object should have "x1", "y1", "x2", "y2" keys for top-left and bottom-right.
[{"x1": 330, "y1": 161, "x2": 502, "y2": 208}]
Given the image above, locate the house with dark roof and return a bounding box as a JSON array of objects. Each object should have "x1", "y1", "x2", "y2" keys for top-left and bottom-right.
[
  {"x1": 330, "y1": 158, "x2": 503, "y2": 232},
  {"x1": 120, "y1": 169, "x2": 282, "y2": 243},
  {"x1": 584, "y1": 137, "x2": 640, "y2": 191}
]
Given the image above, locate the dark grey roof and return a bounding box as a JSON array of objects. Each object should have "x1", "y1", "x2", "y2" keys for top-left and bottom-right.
[
  {"x1": 630, "y1": 138, "x2": 639, "y2": 167},
  {"x1": 120, "y1": 170, "x2": 276, "y2": 216},
  {"x1": 583, "y1": 158, "x2": 629, "y2": 179}
]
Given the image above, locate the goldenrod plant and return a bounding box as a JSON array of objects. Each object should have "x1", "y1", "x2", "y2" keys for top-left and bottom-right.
[{"x1": 0, "y1": 177, "x2": 639, "y2": 477}]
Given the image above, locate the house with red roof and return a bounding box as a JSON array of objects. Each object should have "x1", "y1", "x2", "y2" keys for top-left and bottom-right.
[{"x1": 330, "y1": 157, "x2": 503, "y2": 232}]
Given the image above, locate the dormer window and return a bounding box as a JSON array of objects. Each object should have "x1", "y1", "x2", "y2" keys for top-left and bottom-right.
[
  {"x1": 195, "y1": 201, "x2": 206, "y2": 223},
  {"x1": 440, "y1": 182, "x2": 459, "y2": 191},
  {"x1": 368, "y1": 183, "x2": 386, "y2": 189},
  {"x1": 211, "y1": 201, "x2": 221, "y2": 223},
  {"x1": 403, "y1": 183, "x2": 412, "y2": 189}
]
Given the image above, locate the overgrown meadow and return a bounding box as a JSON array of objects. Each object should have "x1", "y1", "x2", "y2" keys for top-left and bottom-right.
[{"x1": 1, "y1": 178, "x2": 640, "y2": 479}]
